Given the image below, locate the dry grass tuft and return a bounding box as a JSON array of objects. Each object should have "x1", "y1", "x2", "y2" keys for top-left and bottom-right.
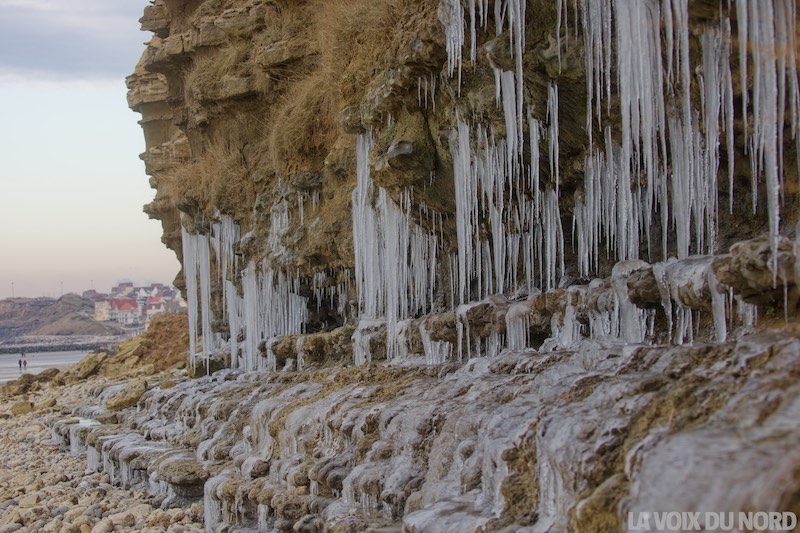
[
  {"x1": 158, "y1": 139, "x2": 254, "y2": 216},
  {"x1": 186, "y1": 40, "x2": 251, "y2": 101},
  {"x1": 264, "y1": 0, "x2": 406, "y2": 175}
]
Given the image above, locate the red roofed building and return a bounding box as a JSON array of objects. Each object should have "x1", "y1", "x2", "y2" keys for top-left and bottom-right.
[{"x1": 109, "y1": 298, "x2": 141, "y2": 326}]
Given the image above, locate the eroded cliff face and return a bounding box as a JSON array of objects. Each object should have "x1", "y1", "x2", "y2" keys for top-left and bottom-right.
[
  {"x1": 116, "y1": 0, "x2": 800, "y2": 531},
  {"x1": 127, "y1": 0, "x2": 800, "y2": 351}
]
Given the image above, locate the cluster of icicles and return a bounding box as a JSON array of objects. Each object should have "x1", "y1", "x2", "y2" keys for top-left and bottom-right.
[{"x1": 181, "y1": 0, "x2": 799, "y2": 370}]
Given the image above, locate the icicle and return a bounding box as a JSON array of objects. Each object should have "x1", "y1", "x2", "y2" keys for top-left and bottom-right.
[
  {"x1": 735, "y1": 0, "x2": 749, "y2": 144},
  {"x1": 352, "y1": 132, "x2": 440, "y2": 362},
  {"x1": 181, "y1": 223, "x2": 200, "y2": 369},
  {"x1": 555, "y1": 287, "x2": 583, "y2": 348},
  {"x1": 451, "y1": 120, "x2": 478, "y2": 304},
  {"x1": 443, "y1": 0, "x2": 465, "y2": 91},
  {"x1": 506, "y1": 296, "x2": 534, "y2": 351},
  {"x1": 707, "y1": 265, "x2": 728, "y2": 343},
  {"x1": 614, "y1": 0, "x2": 667, "y2": 261},
  {"x1": 419, "y1": 317, "x2": 453, "y2": 364},
  {"x1": 580, "y1": 0, "x2": 613, "y2": 142},
  {"x1": 742, "y1": 0, "x2": 786, "y2": 281},
  {"x1": 212, "y1": 215, "x2": 241, "y2": 368},
  {"x1": 541, "y1": 189, "x2": 565, "y2": 291},
  {"x1": 651, "y1": 260, "x2": 674, "y2": 344},
  {"x1": 700, "y1": 24, "x2": 733, "y2": 255},
  {"x1": 295, "y1": 336, "x2": 305, "y2": 371},
  {"x1": 611, "y1": 260, "x2": 650, "y2": 344},
  {"x1": 547, "y1": 83, "x2": 560, "y2": 196}
]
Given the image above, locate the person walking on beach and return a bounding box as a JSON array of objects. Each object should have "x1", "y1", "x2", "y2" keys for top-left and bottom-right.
[
  {"x1": 22, "y1": 358, "x2": 27, "y2": 370},
  {"x1": 18, "y1": 358, "x2": 22, "y2": 372}
]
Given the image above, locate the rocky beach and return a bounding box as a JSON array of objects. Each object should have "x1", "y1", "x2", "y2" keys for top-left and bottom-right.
[
  {"x1": 0, "y1": 371, "x2": 204, "y2": 533},
  {"x1": 0, "y1": 314, "x2": 194, "y2": 533}
]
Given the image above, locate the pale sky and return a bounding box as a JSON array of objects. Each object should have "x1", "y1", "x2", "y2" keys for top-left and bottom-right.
[{"x1": 0, "y1": 0, "x2": 180, "y2": 299}]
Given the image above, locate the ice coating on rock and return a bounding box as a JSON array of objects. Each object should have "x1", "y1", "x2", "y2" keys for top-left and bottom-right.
[
  {"x1": 352, "y1": 133, "x2": 439, "y2": 362},
  {"x1": 49, "y1": 328, "x2": 800, "y2": 531},
  {"x1": 114, "y1": 1, "x2": 800, "y2": 529},
  {"x1": 611, "y1": 260, "x2": 650, "y2": 344}
]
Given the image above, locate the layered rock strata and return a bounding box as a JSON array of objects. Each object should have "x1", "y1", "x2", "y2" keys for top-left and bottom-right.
[{"x1": 117, "y1": 0, "x2": 800, "y2": 531}]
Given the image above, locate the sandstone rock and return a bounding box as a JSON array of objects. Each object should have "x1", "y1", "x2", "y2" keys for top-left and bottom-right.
[
  {"x1": 41, "y1": 517, "x2": 62, "y2": 533},
  {"x1": 105, "y1": 379, "x2": 147, "y2": 411},
  {"x1": 713, "y1": 235, "x2": 798, "y2": 307},
  {"x1": 255, "y1": 40, "x2": 308, "y2": 70},
  {"x1": 483, "y1": 32, "x2": 515, "y2": 71},
  {"x1": 289, "y1": 171, "x2": 323, "y2": 192},
  {"x1": 33, "y1": 398, "x2": 56, "y2": 410},
  {"x1": 94, "y1": 411, "x2": 118, "y2": 424},
  {"x1": 626, "y1": 266, "x2": 662, "y2": 309},
  {"x1": 157, "y1": 457, "x2": 208, "y2": 498},
  {"x1": 17, "y1": 492, "x2": 39, "y2": 507},
  {"x1": 34, "y1": 368, "x2": 60, "y2": 383},
  {"x1": 10, "y1": 402, "x2": 33, "y2": 416},
  {"x1": 17, "y1": 505, "x2": 47, "y2": 525},
  {"x1": 90, "y1": 518, "x2": 113, "y2": 533},
  {"x1": 0, "y1": 374, "x2": 36, "y2": 397},
  {"x1": 146, "y1": 509, "x2": 171, "y2": 527},
  {"x1": 64, "y1": 505, "x2": 87, "y2": 522},
  {"x1": 62, "y1": 352, "x2": 107, "y2": 384},
  {"x1": 339, "y1": 106, "x2": 366, "y2": 134}
]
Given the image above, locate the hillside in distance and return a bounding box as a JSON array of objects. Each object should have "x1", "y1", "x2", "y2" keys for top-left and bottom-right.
[{"x1": 0, "y1": 294, "x2": 122, "y2": 340}]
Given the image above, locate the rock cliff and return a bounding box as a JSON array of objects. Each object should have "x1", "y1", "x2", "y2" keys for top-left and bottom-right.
[{"x1": 116, "y1": 0, "x2": 800, "y2": 530}]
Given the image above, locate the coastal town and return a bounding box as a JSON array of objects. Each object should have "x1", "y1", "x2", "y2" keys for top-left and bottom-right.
[
  {"x1": 0, "y1": 281, "x2": 186, "y2": 354},
  {"x1": 88, "y1": 281, "x2": 186, "y2": 330}
]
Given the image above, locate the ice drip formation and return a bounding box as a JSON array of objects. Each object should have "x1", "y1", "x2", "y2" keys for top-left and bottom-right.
[{"x1": 48, "y1": 1, "x2": 800, "y2": 531}]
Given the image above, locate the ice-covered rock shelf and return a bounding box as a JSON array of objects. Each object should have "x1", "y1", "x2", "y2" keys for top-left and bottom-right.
[{"x1": 50, "y1": 325, "x2": 800, "y2": 531}]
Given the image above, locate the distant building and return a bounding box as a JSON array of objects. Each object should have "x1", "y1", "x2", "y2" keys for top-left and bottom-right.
[
  {"x1": 94, "y1": 282, "x2": 183, "y2": 329},
  {"x1": 111, "y1": 282, "x2": 135, "y2": 297},
  {"x1": 82, "y1": 290, "x2": 108, "y2": 301},
  {"x1": 94, "y1": 300, "x2": 110, "y2": 321},
  {"x1": 109, "y1": 298, "x2": 141, "y2": 326}
]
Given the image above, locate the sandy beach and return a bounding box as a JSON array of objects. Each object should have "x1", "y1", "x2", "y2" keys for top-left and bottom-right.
[{"x1": 0, "y1": 351, "x2": 88, "y2": 384}]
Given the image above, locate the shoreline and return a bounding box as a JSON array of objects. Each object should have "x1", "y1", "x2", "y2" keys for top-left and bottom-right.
[{"x1": 0, "y1": 351, "x2": 89, "y2": 385}]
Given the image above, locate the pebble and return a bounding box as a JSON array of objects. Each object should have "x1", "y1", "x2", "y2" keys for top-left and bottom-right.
[{"x1": 0, "y1": 377, "x2": 204, "y2": 533}]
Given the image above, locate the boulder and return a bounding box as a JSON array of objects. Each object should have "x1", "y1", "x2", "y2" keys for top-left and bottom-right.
[
  {"x1": 10, "y1": 402, "x2": 33, "y2": 416},
  {"x1": 33, "y1": 398, "x2": 56, "y2": 410},
  {"x1": 105, "y1": 379, "x2": 147, "y2": 411},
  {"x1": 157, "y1": 457, "x2": 209, "y2": 499},
  {"x1": 0, "y1": 374, "x2": 36, "y2": 397},
  {"x1": 107, "y1": 504, "x2": 151, "y2": 526},
  {"x1": 61, "y1": 352, "x2": 107, "y2": 383}
]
